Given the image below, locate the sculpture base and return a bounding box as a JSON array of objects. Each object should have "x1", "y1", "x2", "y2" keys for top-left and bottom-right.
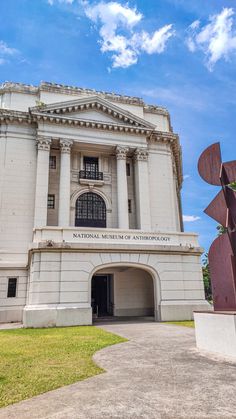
[{"x1": 194, "y1": 311, "x2": 236, "y2": 359}]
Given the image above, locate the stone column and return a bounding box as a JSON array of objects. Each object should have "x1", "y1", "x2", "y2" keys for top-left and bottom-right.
[
  {"x1": 134, "y1": 148, "x2": 151, "y2": 230},
  {"x1": 58, "y1": 139, "x2": 73, "y2": 226},
  {"x1": 34, "y1": 137, "x2": 51, "y2": 228},
  {"x1": 116, "y1": 146, "x2": 129, "y2": 229}
]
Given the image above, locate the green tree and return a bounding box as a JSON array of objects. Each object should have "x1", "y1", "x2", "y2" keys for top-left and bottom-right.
[
  {"x1": 202, "y1": 224, "x2": 226, "y2": 301},
  {"x1": 202, "y1": 253, "x2": 212, "y2": 301},
  {"x1": 216, "y1": 224, "x2": 227, "y2": 235}
]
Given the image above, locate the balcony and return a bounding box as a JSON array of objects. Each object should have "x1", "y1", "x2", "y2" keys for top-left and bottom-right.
[{"x1": 78, "y1": 170, "x2": 104, "y2": 186}]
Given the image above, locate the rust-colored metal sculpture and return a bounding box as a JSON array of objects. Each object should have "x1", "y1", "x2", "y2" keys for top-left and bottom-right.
[{"x1": 198, "y1": 143, "x2": 236, "y2": 310}]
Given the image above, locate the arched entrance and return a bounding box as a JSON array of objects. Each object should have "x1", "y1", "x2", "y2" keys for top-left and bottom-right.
[
  {"x1": 75, "y1": 192, "x2": 106, "y2": 227},
  {"x1": 91, "y1": 265, "x2": 155, "y2": 319}
]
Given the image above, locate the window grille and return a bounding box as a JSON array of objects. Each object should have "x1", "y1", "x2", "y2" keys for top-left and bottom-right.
[
  {"x1": 75, "y1": 192, "x2": 106, "y2": 227},
  {"x1": 47, "y1": 194, "x2": 55, "y2": 209},
  {"x1": 49, "y1": 156, "x2": 56, "y2": 169}
]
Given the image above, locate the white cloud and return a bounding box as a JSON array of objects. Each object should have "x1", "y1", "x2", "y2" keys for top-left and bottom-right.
[
  {"x1": 84, "y1": 1, "x2": 174, "y2": 68},
  {"x1": 183, "y1": 215, "x2": 201, "y2": 222},
  {"x1": 132, "y1": 25, "x2": 174, "y2": 54},
  {"x1": 0, "y1": 41, "x2": 18, "y2": 66},
  {"x1": 0, "y1": 41, "x2": 18, "y2": 56},
  {"x1": 183, "y1": 174, "x2": 190, "y2": 180},
  {"x1": 186, "y1": 8, "x2": 236, "y2": 70}
]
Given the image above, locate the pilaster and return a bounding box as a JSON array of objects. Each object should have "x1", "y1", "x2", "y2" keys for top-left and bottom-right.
[
  {"x1": 34, "y1": 136, "x2": 51, "y2": 228},
  {"x1": 116, "y1": 146, "x2": 129, "y2": 229},
  {"x1": 134, "y1": 148, "x2": 151, "y2": 231},
  {"x1": 58, "y1": 139, "x2": 73, "y2": 226}
]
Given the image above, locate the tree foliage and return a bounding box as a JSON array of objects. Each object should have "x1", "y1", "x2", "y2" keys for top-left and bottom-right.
[
  {"x1": 202, "y1": 224, "x2": 226, "y2": 301},
  {"x1": 202, "y1": 253, "x2": 212, "y2": 301}
]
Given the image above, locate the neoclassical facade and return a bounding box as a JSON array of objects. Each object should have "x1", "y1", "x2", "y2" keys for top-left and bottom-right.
[{"x1": 0, "y1": 81, "x2": 209, "y2": 327}]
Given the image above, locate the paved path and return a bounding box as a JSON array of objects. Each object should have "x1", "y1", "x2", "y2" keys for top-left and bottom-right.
[{"x1": 1, "y1": 321, "x2": 236, "y2": 419}]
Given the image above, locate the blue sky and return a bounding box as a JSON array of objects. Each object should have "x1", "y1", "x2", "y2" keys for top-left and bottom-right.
[{"x1": 1, "y1": 0, "x2": 236, "y2": 252}]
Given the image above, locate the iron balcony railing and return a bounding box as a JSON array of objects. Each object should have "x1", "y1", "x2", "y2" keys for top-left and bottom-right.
[{"x1": 79, "y1": 170, "x2": 104, "y2": 181}]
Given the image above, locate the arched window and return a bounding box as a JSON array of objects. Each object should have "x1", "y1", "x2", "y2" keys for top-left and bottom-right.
[{"x1": 75, "y1": 192, "x2": 106, "y2": 228}]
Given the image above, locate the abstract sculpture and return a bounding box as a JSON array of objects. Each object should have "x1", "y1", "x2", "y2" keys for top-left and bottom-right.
[{"x1": 198, "y1": 143, "x2": 236, "y2": 310}]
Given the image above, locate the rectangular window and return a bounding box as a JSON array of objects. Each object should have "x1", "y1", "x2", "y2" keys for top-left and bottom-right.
[
  {"x1": 47, "y1": 194, "x2": 55, "y2": 209},
  {"x1": 126, "y1": 163, "x2": 131, "y2": 176},
  {"x1": 7, "y1": 278, "x2": 17, "y2": 298},
  {"x1": 49, "y1": 156, "x2": 56, "y2": 169},
  {"x1": 128, "y1": 199, "x2": 132, "y2": 213}
]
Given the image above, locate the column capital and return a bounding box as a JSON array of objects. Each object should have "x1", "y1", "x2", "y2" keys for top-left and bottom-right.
[
  {"x1": 60, "y1": 139, "x2": 73, "y2": 154},
  {"x1": 116, "y1": 146, "x2": 129, "y2": 160},
  {"x1": 36, "y1": 136, "x2": 51, "y2": 151},
  {"x1": 134, "y1": 148, "x2": 149, "y2": 161}
]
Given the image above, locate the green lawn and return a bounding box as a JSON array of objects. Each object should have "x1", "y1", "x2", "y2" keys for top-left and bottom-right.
[
  {"x1": 0, "y1": 326, "x2": 126, "y2": 408},
  {"x1": 166, "y1": 321, "x2": 195, "y2": 328}
]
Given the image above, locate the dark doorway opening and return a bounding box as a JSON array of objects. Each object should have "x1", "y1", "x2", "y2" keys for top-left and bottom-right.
[{"x1": 91, "y1": 275, "x2": 113, "y2": 317}]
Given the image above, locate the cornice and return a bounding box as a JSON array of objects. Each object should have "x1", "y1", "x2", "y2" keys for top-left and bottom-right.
[
  {"x1": 144, "y1": 105, "x2": 169, "y2": 117},
  {"x1": 0, "y1": 109, "x2": 152, "y2": 135},
  {"x1": 0, "y1": 109, "x2": 33, "y2": 124},
  {"x1": 29, "y1": 95, "x2": 156, "y2": 129},
  {"x1": 0, "y1": 81, "x2": 169, "y2": 115}
]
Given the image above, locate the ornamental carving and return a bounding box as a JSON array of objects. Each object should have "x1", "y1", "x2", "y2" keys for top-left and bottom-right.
[
  {"x1": 116, "y1": 146, "x2": 129, "y2": 160},
  {"x1": 36, "y1": 137, "x2": 51, "y2": 151},
  {"x1": 60, "y1": 139, "x2": 73, "y2": 154},
  {"x1": 134, "y1": 148, "x2": 149, "y2": 161}
]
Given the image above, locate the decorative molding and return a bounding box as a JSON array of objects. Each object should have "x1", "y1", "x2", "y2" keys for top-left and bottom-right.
[
  {"x1": 116, "y1": 146, "x2": 129, "y2": 160},
  {"x1": 134, "y1": 148, "x2": 149, "y2": 161},
  {"x1": 30, "y1": 95, "x2": 155, "y2": 130},
  {"x1": 36, "y1": 136, "x2": 51, "y2": 151},
  {"x1": 0, "y1": 82, "x2": 169, "y2": 115},
  {"x1": 0, "y1": 109, "x2": 152, "y2": 135},
  {"x1": 59, "y1": 139, "x2": 73, "y2": 154}
]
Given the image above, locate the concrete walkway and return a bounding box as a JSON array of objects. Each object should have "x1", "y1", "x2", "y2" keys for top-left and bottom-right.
[{"x1": 1, "y1": 321, "x2": 236, "y2": 419}]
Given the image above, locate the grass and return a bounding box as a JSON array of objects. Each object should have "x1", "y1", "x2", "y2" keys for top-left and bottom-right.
[
  {"x1": 166, "y1": 321, "x2": 195, "y2": 328},
  {"x1": 0, "y1": 326, "x2": 126, "y2": 408}
]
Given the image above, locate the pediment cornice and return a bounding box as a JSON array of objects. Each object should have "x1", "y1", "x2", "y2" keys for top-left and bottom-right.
[{"x1": 29, "y1": 95, "x2": 156, "y2": 130}]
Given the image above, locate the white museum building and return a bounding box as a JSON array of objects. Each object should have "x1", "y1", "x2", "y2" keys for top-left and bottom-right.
[{"x1": 0, "y1": 81, "x2": 209, "y2": 327}]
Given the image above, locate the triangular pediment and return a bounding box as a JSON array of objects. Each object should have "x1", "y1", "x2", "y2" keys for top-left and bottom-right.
[{"x1": 29, "y1": 95, "x2": 155, "y2": 129}]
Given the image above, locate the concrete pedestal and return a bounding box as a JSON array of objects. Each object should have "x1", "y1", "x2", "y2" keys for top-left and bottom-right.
[{"x1": 194, "y1": 311, "x2": 236, "y2": 359}]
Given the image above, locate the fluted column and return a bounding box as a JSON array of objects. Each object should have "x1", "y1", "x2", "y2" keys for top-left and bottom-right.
[
  {"x1": 58, "y1": 139, "x2": 73, "y2": 226},
  {"x1": 116, "y1": 146, "x2": 129, "y2": 229},
  {"x1": 34, "y1": 137, "x2": 51, "y2": 227},
  {"x1": 134, "y1": 148, "x2": 151, "y2": 230}
]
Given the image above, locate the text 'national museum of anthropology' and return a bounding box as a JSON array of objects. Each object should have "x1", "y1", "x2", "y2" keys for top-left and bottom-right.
[{"x1": 0, "y1": 81, "x2": 209, "y2": 327}]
